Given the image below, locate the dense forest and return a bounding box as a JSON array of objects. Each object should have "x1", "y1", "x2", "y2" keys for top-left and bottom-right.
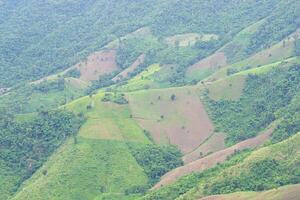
[{"x1": 0, "y1": 110, "x2": 84, "y2": 199}]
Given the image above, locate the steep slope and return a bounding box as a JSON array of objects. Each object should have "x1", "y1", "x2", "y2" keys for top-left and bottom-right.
[
  {"x1": 198, "y1": 184, "x2": 300, "y2": 200},
  {"x1": 142, "y1": 132, "x2": 300, "y2": 200}
]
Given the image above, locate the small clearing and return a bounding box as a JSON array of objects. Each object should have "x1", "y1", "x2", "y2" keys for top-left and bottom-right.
[
  {"x1": 153, "y1": 125, "x2": 275, "y2": 189},
  {"x1": 186, "y1": 52, "x2": 227, "y2": 80},
  {"x1": 74, "y1": 50, "x2": 119, "y2": 82},
  {"x1": 183, "y1": 133, "x2": 226, "y2": 164},
  {"x1": 165, "y1": 33, "x2": 218, "y2": 47}
]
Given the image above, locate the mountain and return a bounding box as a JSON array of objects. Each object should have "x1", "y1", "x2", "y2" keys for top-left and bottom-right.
[{"x1": 0, "y1": 0, "x2": 300, "y2": 200}]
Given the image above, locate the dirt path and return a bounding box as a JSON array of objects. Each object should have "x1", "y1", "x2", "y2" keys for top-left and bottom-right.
[{"x1": 152, "y1": 126, "x2": 275, "y2": 189}]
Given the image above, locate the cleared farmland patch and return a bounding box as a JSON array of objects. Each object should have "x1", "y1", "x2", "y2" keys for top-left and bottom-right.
[
  {"x1": 127, "y1": 87, "x2": 214, "y2": 154},
  {"x1": 186, "y1": 52, "x2": 228, "y2": 81},
  {"x1": 74, "y1": 50, "x2": 119, "y2": 82},
  {"x1": 165, "y1": 33, "x2": 218, "y2": 47},
  {"x1": 153, "y1": 125, "x2": 275, "y2": 189},
  {"x1": 183, "y1": 133, "x2": 226, "y2": 164}
]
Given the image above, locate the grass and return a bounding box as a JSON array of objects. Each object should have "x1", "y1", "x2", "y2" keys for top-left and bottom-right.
[
  {"x1": 205, "y1": 56, "x2": 300, "y2": 101},
  {"x1": 197, "y1": 184, "x2": 300, "y2": 200},
  {"x1": 210, "y1": 31, "x2": 299, "y2": 81},
  {"x1": 66, "y1": 92, "x2": 150, "y2": 143},
  {"x1": 116, "y1": 64, "x2": 161, "y2": 92},
  {"x1": 206, "y1": 74, "x2": 246, "y2": 101},
  {"x1": 12, "y1": 138, "x2": 149, "y2": 200}
]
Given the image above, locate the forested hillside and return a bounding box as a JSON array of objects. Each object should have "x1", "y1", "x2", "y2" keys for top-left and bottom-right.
[{"x1": 0, "y1": 0, "x2": 300, "y2": 200}]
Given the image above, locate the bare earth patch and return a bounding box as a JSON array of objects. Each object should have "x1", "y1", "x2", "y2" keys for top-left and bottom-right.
[
  {"x1": 74, "y1": 50, "x2": 119, "y2": 82},
  {"x1": 153, "y1": 125, "x2": 275, "y2": 189},
  {"x1": 183, "y1": 133, "x2": 226, "y2": 164},
  {"x1": 127, "y1": 87, "x2": 215, "y2": 154}
]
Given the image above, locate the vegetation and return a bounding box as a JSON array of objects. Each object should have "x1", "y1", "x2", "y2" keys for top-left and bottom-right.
[
  {"x1": 0, "y1": 110, "x2": 84, "y2": 199},
  {"x1": 143, "y1": 133, "x2": 300, "y2": 199},
  {"x1": 128, "y1": 144, "x2": 183, "y2": 185},
  {"x1": 1, "y1": 1, "x2": 300, "y2": 200},
  {"x1": 101, "y1": 93, "x2": 128, "y2": 104},
  {"x1": 206, "y1": 65, "x2": 300, "y2": 145}
]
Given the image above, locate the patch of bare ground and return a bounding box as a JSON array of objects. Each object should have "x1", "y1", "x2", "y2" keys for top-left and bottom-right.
[
  {"x1": 127, "y1": 87, "x2": 214, "y2": 154},
  {"x1": 74, "y1": 49, "x2": 119, "y2": 82},
  {"x1": 187, "y1": 52, "x2": 227, "y2": 74},
  {"x1": 153, "y1": 125, "x2": 275, "y2": 189},
  {"x1": 183, "y1": 133, "x2": 226, "y2": 164}
]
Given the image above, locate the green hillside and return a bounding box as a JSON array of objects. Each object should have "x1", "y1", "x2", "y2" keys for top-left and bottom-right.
[
  {"x1": 142, "y1": 132, "x2": 300, "y2": 200},
  {"x1": 1, "y1": 1, "x2": 300, "y2": 200}
]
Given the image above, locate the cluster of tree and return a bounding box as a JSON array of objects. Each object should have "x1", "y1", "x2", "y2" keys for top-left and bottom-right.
[
  {"x1": 32, "y1": 78, "x2": 65, "y2": 93},
  {"x1": 0, "y1": 0, "x2": 170, "y2": 87},
  {"x1": 128, "y1": 144, "x2": 183, "y2": 185},
  {"x1": 246, "y1": 0, "x2": 300, "y2": 55},
  {"x1": 206, "y1": 65, "x2": 300, "y2": 145},
  {"x1": 1, "y1": 0, "x2": 291, "y2": 89},
  {"x1": 63, "y1": 68, "x2": 81, "y2": 78},
  {"x1": 141, "y1": 150, "x2": 251, "y2": 200},
  {"x1": 101, "y1": 93, "x2": 128, "y2": 105},
  {"x1": 0, "y1": 80, "x2": 83, "y2": 115},
  {"x1": 0, "y1": 109, "x2": 84, "y2": 197},
  {"x1": 272, "y1": 94, "x2": 300, "y2": 143},
  {"x1": 85, "y1": 73, "x2": 118, "y2": 95}
]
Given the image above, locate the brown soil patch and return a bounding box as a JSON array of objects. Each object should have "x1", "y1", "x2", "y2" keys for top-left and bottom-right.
[
  {"x1": 112, "y1": 54, "x2": 145, "y2": 82},
  {"x1": 187, "y1": 52, "x2": 227, "y2": 74},
  {"x1": 153, "y1": 126, "x2": 275, "y2": 189},
  {"x1": 127, "y1": 87, "x2": 215, "y2": 154},
  {"x1": 183, "y1": 133, "x2": 226, "y2": 164},
  {"x1": 74, "y1": 50, "x2": 119, "y2": 82}
]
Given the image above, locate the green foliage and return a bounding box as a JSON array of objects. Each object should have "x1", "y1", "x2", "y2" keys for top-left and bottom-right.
[
  {"x1": 142, "y1": 150, "x2": 251, "y2": 200},
  {"x1": 0, "y1": 0, "x2": 171, "y2": 87},
  {"x1": 247, "y1": 0, "x2": 300, "y2": 55},
  {"x1": 101, "y1": 93, "x2": 128, "y2": 105},
  {"x1": 295, "y1": 39, "x2": 300, "y2": 56},
  {"x1": 206, "y1": 65, "x2": 300, "y2": 145},
  {"x1": 0, "y1": 109, "x2": 84, "y2": 199},
  {"x1": 32, "y1": 79, "x2": 65, "y2": 93},
  {"x1": 150, "y1": 0, "x2": 280, "y2": 37},
  {"x1": 272, "y1": 94, "x2": 300, "y2": 142},
  {"x1": 0, "y1": 80, "x2": 84, "y2": 114},
  {"x1": 144, "y1": 133, "x2": 300, "y2": 199},
  {"x1": 128, "y1": 144, "x2": 183, "y2": 185},
  {"x1": 63, "y1": 68, "x2": 81, "y2": 78},
  {"x1": 85, "y1": 73, "x2": 118, "y2": 95}
]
